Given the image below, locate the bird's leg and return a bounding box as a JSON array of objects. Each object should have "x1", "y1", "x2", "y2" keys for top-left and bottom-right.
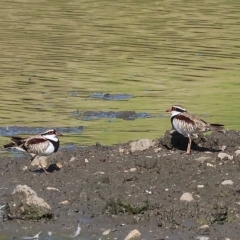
[
  {"x1": 30, "y1": 154, "x2": 37, "y2": 163},
  {"x1": 185, "y1": 137, "x2": 192, "y2": 154},
  {"x1": 39, "y1": 159, "x2": 49, "y2": 175}
]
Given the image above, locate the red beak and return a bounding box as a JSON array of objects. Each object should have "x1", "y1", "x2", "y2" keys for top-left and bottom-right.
[
  {"x1": 166, "y1": 109, "x2": 172, "y2": 112},
  {"x1": 56, "y1": 132, "x2": 63, "y2": 136}
]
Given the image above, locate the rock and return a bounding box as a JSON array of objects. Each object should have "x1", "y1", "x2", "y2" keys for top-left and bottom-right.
[
  {"x1": 56, "y1": 162, "x2": 63, "y2": 169},
  {"x1": 220, "y1": 145, "x2": 227, "y2": 151},
  {"x1": 119, "y1": 147, "x2": 125, "y2": 153},
  {"x1": 85, "y1": 158, "x2": 89, "y2": 163},
  {"x1": 59, "y1": 200, "x2": 69, "y2": 205},
  {"x1": 93, "y1": 171, "x2": 105, "y2": 175},
  {"x1": 221, "y1": 180, "x2": 233, "y2": 185},
  {"x1": 22, "y1": 166, "x2": 28, "y2": 171},
  {"x1": 235, "y1": 149, "x2": 240, "y2": 156},
  {"x1": 154, "y1": 147, "x2": 162, "y2": 153},
  {"x1": 6, "y1": 185, "x2": 52, "y2": 220},
  {"x1": 70, "y1": 157, "x2": 76, "y2": 162},
  {"x1": 46, "y1": 187, "x2": 60, "y2": 192},
  {"x1": 130, "y1": 168, "x2": 137, "y2": 172},
  {"x1": 218, "y1": 153, "x2": 233, "y2": 161},
  {"x1": 197, "y1": 185, "x2": 204, "y2": 188},
  {"x1": 196, "y1": 237, "x2": 209, "y2": 240},
  {"x1": 31, "y1": 156, "x2": 48, "y2": 168},
  {"x1": 124, "y1": 229, "x2": 141, "y2": 240},
  {"x1": 206, "y1": 163, "x2": 215, "y2": 168},
  {"x1": 180, "y1": 192, "x2": 194, "y2": 202},
  {"x1": 218, "y1": 152, "x2": 228, "y2": 160},
  {"x1": 194, "y1": 156, "x2": 211, "y2": 163},
  {"x1": 130, "y1": 139, "x2": 155, "y2": 153},
  {"x1": 102, "y1": 229, "x2": 111, "y2": 235},
  {"x1": 198, "y1": 224, "x2": 209, "y2": 229}
]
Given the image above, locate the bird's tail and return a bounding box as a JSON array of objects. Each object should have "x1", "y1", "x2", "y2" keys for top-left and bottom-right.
[
  {"x1": 10, "y1": 137, "x2": 23, "y2": 146},
  {"x1": 3, "y1": 142, "x2": 16, "y2": 148},
  {"x1": 209, "y1": 123, "x2": 224, "y2": 131},
  {"x1": 3, "y1": 137, "x2": 25, "y2": 152}
]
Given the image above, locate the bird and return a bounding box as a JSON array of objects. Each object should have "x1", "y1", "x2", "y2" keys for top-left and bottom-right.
[
  {"x1": 3, "y1": 129, "x2": 62, "y2": 174},
  {"x1": 166, "y1": 105, "x2": 224, "y2": 154}
]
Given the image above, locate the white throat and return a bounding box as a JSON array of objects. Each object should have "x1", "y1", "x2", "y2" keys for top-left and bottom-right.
[
  {"x1": 171, "y1": 110, "x2": 181, "y2": 118},
  {"x1": 45, "y1": 135, "x2": 58, "y2": 142}
]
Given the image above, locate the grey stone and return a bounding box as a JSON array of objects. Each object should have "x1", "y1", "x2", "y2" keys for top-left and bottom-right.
[
  {"x1": 130, "y1": 139, "x2": 155, "y2": 153},
  {"x1": 6, "y1": 185, "x2": 52, "y2": 220}
]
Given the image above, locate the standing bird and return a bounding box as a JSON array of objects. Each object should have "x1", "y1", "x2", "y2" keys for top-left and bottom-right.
[
  {"x1": 166, "y1": 105, "x2": 224, "y2": 154},
  {"x1": 3, "y1": 129, "x2": 62, "y2": 174}
]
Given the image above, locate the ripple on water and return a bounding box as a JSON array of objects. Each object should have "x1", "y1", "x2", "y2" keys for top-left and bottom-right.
[
  {"x1": 90, "y1": 92, "x2": 134, "y2": 101},
  {"x1": 70, "y1": 110, "x2": 152, "y2": 120},
  {"x1": 0, "y1": 126, "x2": 84, "y2": 137}
]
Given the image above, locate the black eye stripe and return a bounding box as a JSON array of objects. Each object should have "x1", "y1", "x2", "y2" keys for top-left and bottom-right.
[{"x1": 172, "y1": 106, "x2": 186, "y2": 112}]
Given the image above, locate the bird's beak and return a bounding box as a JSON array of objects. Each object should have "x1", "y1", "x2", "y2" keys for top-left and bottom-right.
[
  {"x1": 56, "y1": 132, "x2": 63, "y2": 136},
  {"x1": 166, "y1": 109, "x2": 172, "y2": 113}
]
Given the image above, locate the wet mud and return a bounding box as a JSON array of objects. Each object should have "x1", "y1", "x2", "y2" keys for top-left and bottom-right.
[{"x1": 1, "y1": 130, "x2": 240, "y2": 239}]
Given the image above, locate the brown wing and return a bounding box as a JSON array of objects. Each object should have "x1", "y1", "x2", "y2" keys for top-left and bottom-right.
[
  {"x1": 180, "y1": 112, "x2": 209, "y2": 133},
  {"x1": 24, "y1": 136, "x2": 50, "y2": 155},
  {"x1": 26, "y1": 138, "x2": 47, "y2": 145}
]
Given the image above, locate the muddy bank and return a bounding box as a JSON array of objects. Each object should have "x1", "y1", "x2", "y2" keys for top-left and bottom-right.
[{"x1": 1, "y1": 130, "x2": 240, "y2": 239}]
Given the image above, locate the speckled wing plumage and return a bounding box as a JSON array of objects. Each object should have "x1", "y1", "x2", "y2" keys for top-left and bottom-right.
[
  {"x1": 4, "y1": 135, "x2": 50, "y2": 156},
  {"x1": 23, "y1": 137, "x2": 50, "y2": 155},
  {"x1": 171, "y1": 112, "x2": 224, "y2": 137}
]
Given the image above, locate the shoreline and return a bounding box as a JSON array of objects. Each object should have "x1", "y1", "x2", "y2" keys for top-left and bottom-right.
[{"x1": 1, "y1": 130, "x2": 240, "y2": 239}]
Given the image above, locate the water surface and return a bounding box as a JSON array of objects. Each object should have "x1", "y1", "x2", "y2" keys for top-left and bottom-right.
[{"x1": 0, "y1": 0, "x2": 240, "y2": 148}]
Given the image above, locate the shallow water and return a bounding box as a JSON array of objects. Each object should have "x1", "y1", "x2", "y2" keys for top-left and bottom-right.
[{"x1": 1, "y1": 0, "x2": 240, "y2": 148}]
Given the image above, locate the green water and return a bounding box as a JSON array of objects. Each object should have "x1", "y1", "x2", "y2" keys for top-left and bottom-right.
[{"x1": 1, "y1": 0, "x2": 240, "y2": 147}]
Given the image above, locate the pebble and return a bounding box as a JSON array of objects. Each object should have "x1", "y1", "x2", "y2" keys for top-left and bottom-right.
[
  {"x1": 130, "y1": 168, "x2": 137, "y2": 172},
  {"x1": 59, "y1": 200, "x2": 69, "y2": 205},
  {"x1": 69, "y1": 157, "x2": 76, "y2": 162},
  {"x1": 46, "y1": 187, "x2": 60, "y2": 192},
  {"x1": 56, "y1": 162, "x2": 63, "y2": 169},
  {"x1": 154, "y1": 148, "x2": 162, "y2": 153},
  {"x1": 31, "y1": 156, "x2": 48, "y2": 167},
  {"x1": 22, "y1": 166, "x2": 28, "y2": 171},
  {"x1": 102, "y1": 229, "x2": 111, "y2": 235},
  {"x1": 130, "y1": 139, "x2": 155, "y2": 153},
  {"x1": 194, "y1": 156, "x2": 211, "y2": 163},
  {"x1": 124, "y1": 229, "x2": 141, "y2": 240},
  {"x1": 93, "y1": 171, "x2": 105, "y2": 175},
  {"x1": 206, "y1": 163, "x2": 215, "y2": 168},
  {"x1": 198, "y1": 224, "x2": 209, "y2": 229},
  {"x1": 85, "y1": 158, "x2": 89, "y2": 163},
  {"x1": 196, "y1": 237, "x2": 209, "y2": 240},
  {"x1": 218, "y1": 152, "x2": 233, "y2": 160},
  {"x1": 221, "y1": 180, "x2": 233, "y2": 185},
  {"x1": 235, "y1": 149, "x2": 240, "y2": 156},
  {"x1": 119, "y1": 147, "x2": 125, "y2": 153},
  {"x1": 180, "y1": 192, "x2": 194, "y2": 202},
  {"x1": 197, "y1": 185, "x2": 204, "y2": 188},
  {"x1": 220, "y1": 145, "x2": 227, "y2": 151}
]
